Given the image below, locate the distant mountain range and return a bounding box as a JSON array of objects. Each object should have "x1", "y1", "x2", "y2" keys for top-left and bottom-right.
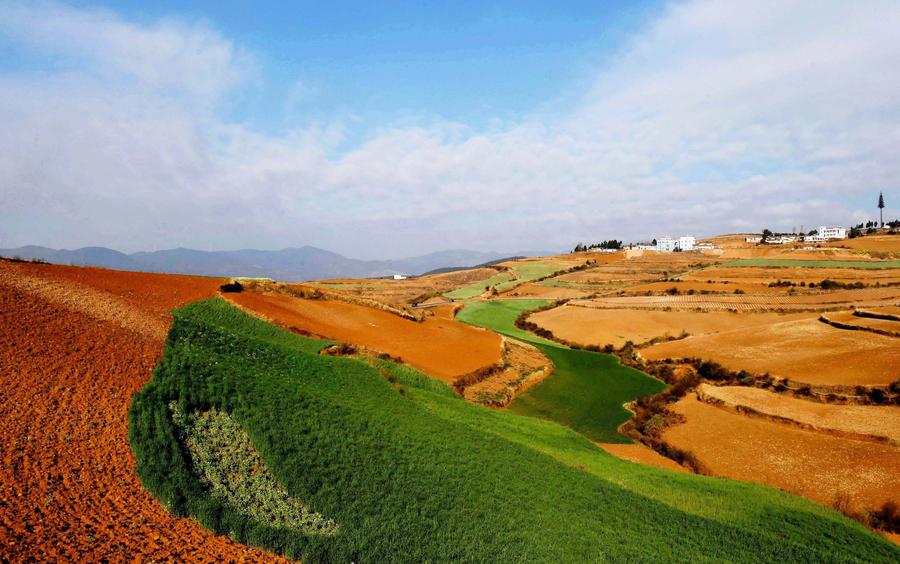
[{"x1": 0, "y1": 245, "x2": 548, "y2": 281}]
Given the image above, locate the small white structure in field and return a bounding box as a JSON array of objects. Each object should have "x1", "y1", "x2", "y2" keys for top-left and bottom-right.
[
  {"x1": 392, "y1": 274, "x2": 408, "y2": 280},
  {"x1": 656, "y1": 236, "x2": 695, "y2": 251},
  {"x1": 745, "y1": 236, "x2": 762, "y2": 243},
  {"x1": 816, "y1": 225, "x2": 847, "y2": 240}
]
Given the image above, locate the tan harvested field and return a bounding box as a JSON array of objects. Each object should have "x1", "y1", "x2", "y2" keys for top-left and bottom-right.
[
  {"x1": 622, "y1": 280, "x2": 781, "y2": 294},
  {"x1": 575, "y1": 286, "x2": 900, "y2": 311},
  {"x1": 312, "y1": 267, "x2": 501, "y2": 305},
  {"x1": 683, "y1": 265, "x2": 900, "y2": 286},
  {"x1": 504, "y1": 282, "x2": 595, "y2": 299},
  {"x1": 530, "y1": 305, "x2": 809, "y2": 348},
  {"x1": 643, "y1": 318, "x2": 900, "y2": 386},
  {"x1": 595, "y1": 443, "x2": 688, "y2": 473},
  {"x1": 663, "y1": 396, "x2": 900, "y2": 512},
  {"x1": 698, "y1": 384, "x2": 900, "y2": 443},
  {"x1": 719, "y1": 247, "x2": 863, "y2": 260},
  {"x1": 825, "y1": 310, "x2": 900, "y2": 335},
  {"x1": 0, "y1": 260, "x2": 285, "y2": 561},
  {"x1": 551, "y1": 253, "x2": 720, "y2": 288},
  {"x1": 829, "y1": 235, "x2": 900, "y2": 253},
  {"x1": 228, "y1": 291, "x2": 501, "y2": 383}
]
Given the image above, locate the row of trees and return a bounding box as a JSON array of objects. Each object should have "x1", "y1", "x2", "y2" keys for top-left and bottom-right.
[{"x1": 572, "y1": 240, "x2": 623, "y2": 253}]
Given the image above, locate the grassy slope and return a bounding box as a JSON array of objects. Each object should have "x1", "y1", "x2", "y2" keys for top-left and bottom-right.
[
  {"x1": 446, "y1": 261, "x2": 569, "y2": 298},
  {"x1": 455, "y1": 299, "x2": 664, "y2": 443},
  {"x1": 130, "y1": 298, "x2": 897, "y2": 562},
  {"x1": 444, "y1": 271, "x2": 513, "y2": 299},
  {"x1": 721, "y1": 258, "x2": 900, "y2": 269}
]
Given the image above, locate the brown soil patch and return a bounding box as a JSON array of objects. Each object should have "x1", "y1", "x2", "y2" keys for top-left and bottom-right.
[
  {"x1": 643, "y1": 318, "x2": 900, "y2": 386},
  {"x1": 595, "y1": 443, "x2": 688, "y2": 473},
  {"x1": 0, "y1": 260, "x2": 276, "y2": 561},
  {"x1": 531, "y1": 305, "x2": 809, "y2": 348},
  {"x1": 663, "y1": 395, "x2": 900, "y2": 511},
  {"x1": 228, "y1": 291, "x2": 501, "y2": 383},
  {"x1": 698, "y1": 384, "x2": 900, "y2": 443}
]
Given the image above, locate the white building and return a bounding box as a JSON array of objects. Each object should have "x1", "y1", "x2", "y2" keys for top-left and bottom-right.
[
  {"x1": 816, "y1": 226, "x2": 847, "y2": 240},
  {"x1": 656, "y1": 237, "x2": 677, "y2": 251},
  {"x1": 392, "y1": 274, "x2": 408, "y2": 280},
  {"x1": 656, "y1": 236, "x2": 695, "y2": 252},
  {"x1": 745, "y1": 236, "x2": 762, "y2": 243}
]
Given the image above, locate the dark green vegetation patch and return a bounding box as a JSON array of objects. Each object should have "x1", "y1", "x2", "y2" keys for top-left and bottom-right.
[
  {"x1": 129, "y1": 298, "x2": 897, "y2": 562},
  {"x1": 456, "y1": 299, "x2": 665, "y2": 443}
]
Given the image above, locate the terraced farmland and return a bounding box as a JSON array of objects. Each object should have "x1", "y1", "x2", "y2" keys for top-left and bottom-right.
[
  {"x1": 719, "y1": 258, "x2": 900, "y2": 269},
  {"x1": 456, "y1": 300, "x2": 665, "y2": 442},
  {"x1": 642, "y1": 317, "x2": 900, "y2": 386},
  {"x1": 573, "y1": 286, "x2": 900, "y2": 311},
  {"x1": 664, "y1": 395, "x2": 900, "y2": 515},
  {"x1": 129, "y1": 298, "x2": 899, "y2": 561}
]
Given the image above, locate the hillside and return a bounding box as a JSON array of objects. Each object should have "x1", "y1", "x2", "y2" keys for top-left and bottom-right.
[{"x1": 129, "y1": 298, "x2": 897, "y2": 561}]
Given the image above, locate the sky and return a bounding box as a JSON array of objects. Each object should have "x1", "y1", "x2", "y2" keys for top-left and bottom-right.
[{"x1": 1, "y1": 0, "x2": 898, "y2": 258}]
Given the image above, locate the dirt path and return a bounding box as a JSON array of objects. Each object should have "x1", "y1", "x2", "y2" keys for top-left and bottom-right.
[{"x1": 0, "y1": 261, "x2": 281, "y2": 561}]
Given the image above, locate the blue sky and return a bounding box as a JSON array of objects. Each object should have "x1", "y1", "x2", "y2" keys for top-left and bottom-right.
[
  {"x1": 89, "y1": 1, "x2": 657, "y2": 135},
  {"x1": 1, "y1": 1, "x2": 898, "y2": 257}
]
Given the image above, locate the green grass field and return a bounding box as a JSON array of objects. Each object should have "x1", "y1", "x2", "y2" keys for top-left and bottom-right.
[
  {"x1": 494, "y1": 261, "x2": 567, "y2": 292},
  {"x1": 456, "y1": 300, "x2": 664, "y2": 443},
  {"x1": 129, "y1": 298, "x2": 898, "y2": 561},
  {"x1": 720, "y1": 258, "x2": 900, "y2": 269},
  {"x1": 129, "y1": 299, "x2": 900, "y2": 563}
]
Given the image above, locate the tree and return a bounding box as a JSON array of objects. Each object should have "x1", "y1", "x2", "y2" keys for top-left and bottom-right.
[
  {"x1": 761, "y1": 229, "x2": 773, "y2": 243},
  {"x1": 879, "y1": 192, "x2": 885, "y2": 227}
]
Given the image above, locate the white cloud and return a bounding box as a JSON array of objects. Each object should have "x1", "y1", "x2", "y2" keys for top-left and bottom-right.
[{"x1": 1, "y1": 0, "x2": 899, "y2": 257}]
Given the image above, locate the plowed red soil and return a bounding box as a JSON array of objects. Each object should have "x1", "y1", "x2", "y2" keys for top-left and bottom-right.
[
  {"x1": 228, "y1": 291, "x2": 501, "y2": 383},
  {"x1": 0, "y1": 260, "x2": 282, "y2": 561},
  {"x1": 663, "y1": 395, "x2": 900, "y2": 512}
]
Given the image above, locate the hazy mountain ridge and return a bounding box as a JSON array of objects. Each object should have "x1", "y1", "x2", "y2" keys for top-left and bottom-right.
[{"x1": 0, "y1": 245, "x2": 537, "y2": 281}]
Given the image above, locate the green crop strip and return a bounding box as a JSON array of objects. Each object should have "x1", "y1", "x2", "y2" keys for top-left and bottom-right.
[
  {"x1": 129, "y1": 298, "x2": 898, "y2": 561},
  {"x1": 456, "y1": 300, "x2": 665, "y2": 443}
]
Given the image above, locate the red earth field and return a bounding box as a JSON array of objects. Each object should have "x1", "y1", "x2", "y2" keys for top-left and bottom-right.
[
  {"x1": 0, "y1": 260, "x2": 282, "y2": 561},
  {"x1": 228, "y1": 290, "x2": 502, "y2": 383}
]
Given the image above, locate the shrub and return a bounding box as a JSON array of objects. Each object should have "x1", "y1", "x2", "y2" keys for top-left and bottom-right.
[{"x1": 219, "y1": 281, "x2": 243, "y2": 293}]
